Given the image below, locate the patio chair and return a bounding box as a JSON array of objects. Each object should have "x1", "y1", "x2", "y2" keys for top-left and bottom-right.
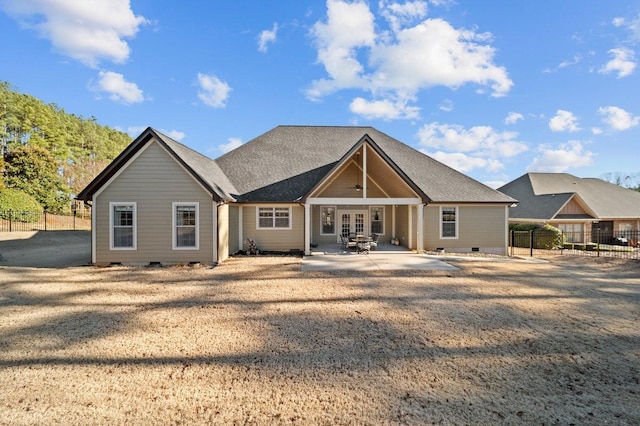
[
  {"x1": 369, "y1": 233, "x2": 379, "y2": 250},
  {"x1": 341, "y1": 234, "x2": 357, "y2": 252}
]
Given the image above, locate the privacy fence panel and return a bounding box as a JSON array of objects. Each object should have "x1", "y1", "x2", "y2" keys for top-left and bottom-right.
[
  {"x1": 0, "y1": 210, "x2": 91, "y2": 232},
  {"x1": 510, "y1": 229, "x2": 640, "y2": 260}
]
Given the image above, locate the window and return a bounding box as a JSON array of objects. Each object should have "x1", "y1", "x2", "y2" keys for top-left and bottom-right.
[
  {"x1": 173, "y1": 203, "x2": 199, "y2": 249},
  {"x1": 370, "y1": 206, "x2": 384, "y2": 235},
  {"x1": 440, "y1": 206, "x2": 457, "y2": 239},
  {"x1": 257, "y1": 207, "x2": 291, "y2": 229},
  {"x1": 110, "y1": 203, "x2": 136, "y2": 249},
  {"x1": 558, "y1": 223, "x2": 584, "y2": 243},
  {"x1": 321, "y1": 206, "x2": 336, "y2": 235}
]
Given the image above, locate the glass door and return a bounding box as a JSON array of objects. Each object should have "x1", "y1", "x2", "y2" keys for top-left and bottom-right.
[{"x1": 338, "y1": 211, "x2": 367, "y2": 242}]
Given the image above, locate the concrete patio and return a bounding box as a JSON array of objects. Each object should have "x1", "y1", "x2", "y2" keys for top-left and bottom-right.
[{"x1": 303, "y1": 243, "x2": 459, "y2": 271}]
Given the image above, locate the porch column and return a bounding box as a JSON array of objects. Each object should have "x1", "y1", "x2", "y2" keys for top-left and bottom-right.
[
  {"x1": 416, "y1": 204, "x2": 424, "y2": 252},
  {"x1": 304, "y1": 203, "x2": 311, "y2": 255}
]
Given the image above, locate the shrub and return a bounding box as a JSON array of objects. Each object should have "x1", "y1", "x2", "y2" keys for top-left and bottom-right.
[
  {"x1": 0, "y1": 188, "x2": 44, "y2": 222},
  {"x1": 509, "y1": 223, "x2": 564, "y2": 249}
]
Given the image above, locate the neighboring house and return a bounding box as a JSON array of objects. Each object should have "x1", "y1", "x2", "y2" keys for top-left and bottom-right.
[
  {"x1": 499, "y1": 173, "x2": 640, "y2": 244},
  {"x1": 77, "y1": 126, "x2": 515, "y2": 265}
]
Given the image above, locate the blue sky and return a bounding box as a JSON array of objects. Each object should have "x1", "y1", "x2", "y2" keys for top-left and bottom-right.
[{"x1": 1, "y1": 0, "x2": 639, "y2": 188}]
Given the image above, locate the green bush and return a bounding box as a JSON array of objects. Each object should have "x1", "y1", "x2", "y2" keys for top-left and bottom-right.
[
  {"x1": 509, "y1": 223, "x2": 564, "y2": 249},
  {"x1": 0, "y1": 188, "x2": 44, "y2": 222}
]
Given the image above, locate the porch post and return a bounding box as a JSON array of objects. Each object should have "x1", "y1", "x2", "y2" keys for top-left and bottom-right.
[
  {"x1": 304, "y1": 203, "x2": 311, "y2": 255},
  {"x1": 416, "y1": 204, "x2": 424, "y2": 252}
]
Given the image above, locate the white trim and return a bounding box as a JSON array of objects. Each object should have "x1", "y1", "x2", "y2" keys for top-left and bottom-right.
[
  {"x1": 504, "y1": 205, "x2": 509, "y2": 254},
  {"x1": 408, "y1": 206, "x2": 413, "y2": 249},
  {"x1": 91, "y1": 194, "x2": 97, "y2": 264},
  {"x1": 363, "y1": 146, "x2": 367, "y2": 197},
  {"x1": 307, "y1": 197, "x2": 421, "y2": 205},
  {"x1": 256, "y1": 206, "x2": 292, "y2": 230},
  {"x1": 440, "y1": 206, "x2": 459, "y2": 239},
  {"x1": 172, "y1": 202, "x2": 200, "y2": 250},
  {"x1": 109, "y1": 202, "x2": 137, "y2": 250},
  {"x1": 213, "y1": 202, "x2": 218, "y2": 263},
  {"x1": 417, "y1": 204, "x2": 424, "y2": 252},
  {"x1": 304, "y1": 204, "x2": 311, "y2": 255}
]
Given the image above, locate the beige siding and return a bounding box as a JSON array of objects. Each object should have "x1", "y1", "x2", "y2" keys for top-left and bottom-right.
[
  {"x1": 228, "y1": 205, "x2": 240, "y2": 254},
  {"x1": 395, "y1": 205, "x2": 409, "y2": 246},
  {"x1": 424, "y1": 204, "x2": 507, "y2": 255},
  {"x1": 558, "y1": 198, "x2": 588, "y2": 215},
  {"x1": 95, "y1": 141, "x2": 215, "y2": 265},
  {"x1": 242, "y1": 205, "x2": 304, "y2": 251},
  {"x1": 318, "y1": 163, "x2": 364, "y2": 198}
]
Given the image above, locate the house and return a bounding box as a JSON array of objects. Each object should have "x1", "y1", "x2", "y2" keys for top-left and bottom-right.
[
  {"x1": 77, "y1": 126, "x2": 516, "y2": 265},
  {"x1": 498, "y1": 173, "x2": 640, "y2": 244}
]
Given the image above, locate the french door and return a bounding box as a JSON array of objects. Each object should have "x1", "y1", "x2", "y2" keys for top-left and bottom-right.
[{"x1": 337, "y1": 211, "x2": 367, "y2": 242}]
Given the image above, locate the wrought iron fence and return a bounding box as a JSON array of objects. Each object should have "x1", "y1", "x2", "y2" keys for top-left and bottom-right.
[
  {"x1": 0, "y1": 210, "x2": 91, "y2": 232},
  {"x1": 510, "y1": 229, "x2": 640, "y2": 260}
]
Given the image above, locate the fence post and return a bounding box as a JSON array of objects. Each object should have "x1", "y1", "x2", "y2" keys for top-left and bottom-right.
[
  {"x1": 9, "y1": 210, "x2": 12, "y2": 232},
  {"x1": 44, "y1": 211, "x2": 47, "y2": 231},
  {"x1": 597, "y1": 228, "x2": 600, "y2": 258},
  {"x1": 510, "y1": 230, "x2": 514, "y2": 257},
  {"x1": 530, "y1": 229, "x2": 534, "y2": 257}
]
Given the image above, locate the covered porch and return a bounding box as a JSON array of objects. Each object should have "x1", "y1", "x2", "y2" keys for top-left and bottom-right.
[{"x1": 301, "y1": 137, "x2": 428, "y2": 256}]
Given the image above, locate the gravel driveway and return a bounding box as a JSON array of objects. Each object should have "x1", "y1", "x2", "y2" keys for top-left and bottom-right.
[
  {"x1": 0, "y1": 233, "x2": 638, "y2": 425},
  {"x1": 0, "y1": 230, "x2": 91, "y2": 268}
]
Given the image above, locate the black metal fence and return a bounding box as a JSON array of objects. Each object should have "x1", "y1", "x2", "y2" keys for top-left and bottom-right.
[
  {"x1": 0, "y1": 210, "x2": 91, "y2": 232},
  {"x1": 510, "y1": 229, "x2": 640, "y2": 260}
]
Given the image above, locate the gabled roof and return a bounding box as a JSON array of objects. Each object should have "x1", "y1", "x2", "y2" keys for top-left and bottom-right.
[
  {"x1": 499, "y1": 173, "x2": 640, "y2": 220},
  {"x1": 77, "y1": 127, "x2": 237, "y2": 202},
  {"x1": 215, "y1": 125, "x2": 515, "y2": 204}
]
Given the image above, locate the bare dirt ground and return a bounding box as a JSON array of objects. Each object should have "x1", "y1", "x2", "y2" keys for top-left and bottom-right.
[{"x1": 0, "y1": 233, "x2": 639, "y2": 425}]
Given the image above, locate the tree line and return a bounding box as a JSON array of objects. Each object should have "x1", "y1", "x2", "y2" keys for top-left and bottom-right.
[{"x1": 0, "y1": 81, "x2": 131, "y2": 213}]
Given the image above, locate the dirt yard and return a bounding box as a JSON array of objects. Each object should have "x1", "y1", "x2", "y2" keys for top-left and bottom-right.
[{"x1": 0, "y1": 234, "x2": 638, "y2": 425}]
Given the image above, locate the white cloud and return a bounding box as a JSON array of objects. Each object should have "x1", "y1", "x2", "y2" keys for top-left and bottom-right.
[
  {"x1": 93, "y1": 71, "x2": 144, "y2": 104},
  {"x1": 307, "y1": 0, "x2": 512, "y2": 120},
  {"x1": 0, "y1": 0, "x2": 147, "y2": 67},
  {"x1": 219, "y1": 137, "x2": 243, "y2": 153},
  {"x1": 426, "y1": 151, "x2": 503, "y2": 173},
  {"x1": 591, "y1": 127, "x2": 603, "y2": 135},
  {"x1": 483, "y1": 180, "x2": 508, "y2": 189},
  {"x1": 599, "y1": 47, "x2": 636, "y2": 78},
  {"x1": 438, "y1": 99, "x2": 454, "y2": 112},
  {"x1": 549, "y1": 110, "x2": 580, "y2": 132},
  {"x1": 598, "y1": 106, "x2": 640, "y2": 131},
  {"x1": 160, "y1": 129, "x2": 186, "y2": 141},
  {"x1": 505, "y1": 112, "x2": 523, "y2": 125},
  {"x1": 417, "y1": 122, "x2": 528, "y2": 174},
  {"x1": 349, "y1": 97, "x2": 419, "y2": 120},
  {"x1": 258, "y1": 23, "x2": 278, "y2": 53},
  {"x1": 418, "y1": 122, "x2": 528, "y2": 157},
  {"x1": 527, "y1": 141, "x2": 594, "y2": 173},
  {"x1": 197, "y1": 73, "x2": 231, "y2": 108}
]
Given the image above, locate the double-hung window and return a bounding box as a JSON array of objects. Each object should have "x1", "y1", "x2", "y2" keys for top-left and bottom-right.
[
  {"x1": 370, "y1": 206, "x2": 384, "y2": 235},
  {"x1": 173, "y1": 203, "x2": 199, "y2": 249},
  {"x1": 440, "y1": 206, "x2": 458, "y2": 239},
  {"x1": 110, "y1": 202, "x2": 136, "y2": 249},
  {"x1": 257, "y1": 207, "x2": 291, "y2": 229}
]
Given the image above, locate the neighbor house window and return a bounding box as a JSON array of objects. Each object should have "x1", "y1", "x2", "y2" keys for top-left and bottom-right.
[
  {"x1": 110, "y1": 202, "x2": 136, "y2": 250},
  {"x1": 370, "y1": 206, "x2": 384, "y2": 235},
  {"x1": 558, "y1": 223, "x2": 584, "y2": 243},
  {"x1": 257, "y1": 207, "x2": 291, "y2": 229},
  {"x1": 321, "y1": 206, "x2": 336, "y2": 235},
  {"x1": 440, "y1": 206, "x2": 458, "y2": 239},
  {"x1": 173, "y1": 203, "x2": 199, "y2": 249}
]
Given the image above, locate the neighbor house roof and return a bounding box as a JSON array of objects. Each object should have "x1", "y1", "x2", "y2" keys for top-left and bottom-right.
[
  {"x1": 77, "y1": 127, "x2": 237, "y2": 202},
  {"x1": 214, "y1": 125, "x2": 515, "y2": 204},
  {"x1": 498, "y1": 173, "x2": 640, "y2": 220}
]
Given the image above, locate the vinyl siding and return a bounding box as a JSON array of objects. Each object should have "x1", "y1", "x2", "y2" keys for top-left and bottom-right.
[
  {"x1": 242, "y1": 205, "x2": 304, "y2": 251},
  {"x1": 424, "y1": 204, "x2": 507, "y2": 254},
  {"x1": 558, "y1": 197, "x2": 588, "y2": 215},
  {"x1": 95, "y1": 141, "x2": 215, "y2": 265},
  {"x1": 228, "y1": 204, "x2": 240, "y2": 254}
]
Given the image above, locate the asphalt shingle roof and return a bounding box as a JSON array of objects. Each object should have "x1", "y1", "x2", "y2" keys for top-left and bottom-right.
[
  {"x1": 214, "y1": 125, "x2": 515, "y2": 203},
  {"x1": 499, "y1": 173, "x2": 640, "y2": 220}
]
